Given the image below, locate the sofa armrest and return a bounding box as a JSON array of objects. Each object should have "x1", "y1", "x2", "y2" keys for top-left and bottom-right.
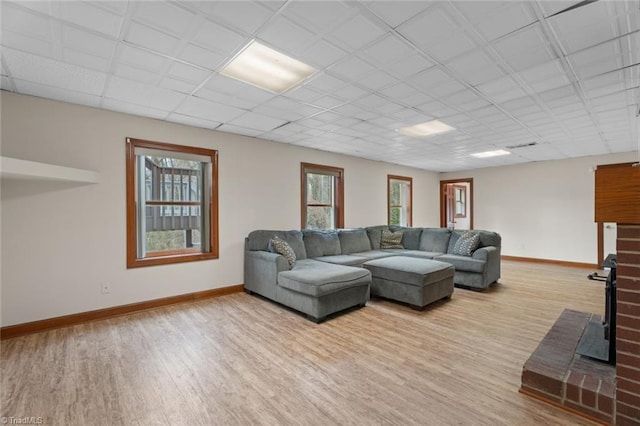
[
  {"x1": 244, "y1": 250, "x2": 289, "y2": 300},
  {"x1": 472, "y1": 246, "x2": 495, "y2": 261},
  {"x1": 472, "y1": 246, "x2": 501, "y2": 285}
]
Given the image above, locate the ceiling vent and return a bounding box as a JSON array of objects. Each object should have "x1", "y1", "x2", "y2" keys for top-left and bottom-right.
[{"x1": 506, "y1": 142, "x2": 538, "y2": 149}]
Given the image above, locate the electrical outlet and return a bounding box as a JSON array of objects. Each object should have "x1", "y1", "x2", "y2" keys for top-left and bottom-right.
[{"x1": 101, "y1": 282, "x2": 111, "y2": 294}]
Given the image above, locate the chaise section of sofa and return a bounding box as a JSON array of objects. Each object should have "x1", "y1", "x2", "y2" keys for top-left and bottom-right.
[{"x1": 244, "y1": 230, "x2": 371, "y2": 322}]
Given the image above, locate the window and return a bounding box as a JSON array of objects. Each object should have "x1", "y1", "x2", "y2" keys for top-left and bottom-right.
[
  {"x1": 126, "y1": 138, "x2": 218, "y2": 268},
  {"x1": 301, "y1": 163, "x2": 344, "y2": 230},
  {"x1": 388, "y1": 175, "x2": 412, "y2": 227},
  {"x1": 454, "y1": 185, "x2": 466, "y2": 218}
]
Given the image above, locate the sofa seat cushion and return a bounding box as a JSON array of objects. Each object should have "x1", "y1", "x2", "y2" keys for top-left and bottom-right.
[
  {"x1": 278, "y1": 259, "x2": 371, "y2": 297},
  {"x1": 314, "y1": 254, "x2": 368, "y2": 266},
  {"x1": 363, "y1": 257, "x2": 453, "y2": 287},
  {"x1": 351, "y1": 250, "x2": 394, "y2": 260},
  {"x1": 436, "y1": 254, "x2": 485, "y2": 273},
  {"x1": 380, "y1": 249, "x2": 438, "y2": 259}
]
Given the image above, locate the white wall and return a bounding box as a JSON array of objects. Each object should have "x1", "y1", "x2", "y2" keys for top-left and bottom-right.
[
  {"x1": 0, "y1": 92, "x2": 441, "y2": 326},
  {"x1": 441, "y1": 151, "x2": 635, "y2": 264}
]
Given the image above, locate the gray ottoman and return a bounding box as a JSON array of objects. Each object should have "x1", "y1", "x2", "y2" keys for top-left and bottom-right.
[{"x1": 363, "y1": 256, "x2": 454, "y2": 310}]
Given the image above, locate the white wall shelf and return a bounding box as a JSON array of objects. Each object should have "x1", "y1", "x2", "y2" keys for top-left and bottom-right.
[{"x1": 0, "y1": 156, "x2": 100, "y2": 183}]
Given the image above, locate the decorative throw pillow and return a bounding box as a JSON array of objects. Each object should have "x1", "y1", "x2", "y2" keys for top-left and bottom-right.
[
  {"x1": 380, "y1": 229, "x2": 404, "y2": 249},
  {"x1": 453, "y1": 232, "x2": 481, "y2": 256},
  {"x1": 270, "y1": 236, "x2": 296, "y2": 268}
]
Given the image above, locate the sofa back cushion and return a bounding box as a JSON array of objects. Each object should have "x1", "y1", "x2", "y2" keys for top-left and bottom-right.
[
  {"x1": 390, "y1": 226, "x2": 422, "y2": 250},
  {"x1": 420, "y1": 228, "x2": 451, "y2": 253},
  {"x1": 247, "y1": 230, "x2": 307, "y2": 259},
  {"x1": 338, "y1": 228, "x2": 372, "y2": 254},
  {"x1": 366, "y1": 225, "x2": 390, "y2": 250},
  {"x1": 303, "y1": 230, "x2": 341, "y2": 258}
]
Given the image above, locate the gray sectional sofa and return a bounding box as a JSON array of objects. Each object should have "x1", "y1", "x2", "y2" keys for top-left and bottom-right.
[{"x1": 244, "y1": 226, "x2": 501, "y2": 322}]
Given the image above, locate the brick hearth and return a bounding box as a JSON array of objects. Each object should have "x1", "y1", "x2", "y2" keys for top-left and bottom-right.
[
  {"x1": 521, "y1": 309, "x2": 616, "y2": 424},
  {"x1": 521, "y1": 223, "x2": 640, "y2": 425}
]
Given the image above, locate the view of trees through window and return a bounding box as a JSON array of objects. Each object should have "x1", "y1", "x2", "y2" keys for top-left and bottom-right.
[
  {"x1": 144, "y1": 156, "x2": 202, "y2": 253},
  {"x1": 388, "y1": 176, "x2": 412, "y2": 227},
  {"x1": 301, "y1": 163, "x2": 344, "y2": 230},
  {"x1": 306, "y1": 172, "x2": 335, "y2": 229},
  {"x1": 389, "y1": 181, "x2": 403, "y2": 226}
]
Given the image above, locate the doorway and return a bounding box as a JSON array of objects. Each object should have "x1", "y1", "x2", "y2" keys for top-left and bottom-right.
[{"x1": 440, "y1": 178, "x2": 473, "y2": 230}]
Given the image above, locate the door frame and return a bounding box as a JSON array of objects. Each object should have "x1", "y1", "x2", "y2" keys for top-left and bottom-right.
[{"x1": 440, "y1": 178, "x2": 474, "y2": 229}]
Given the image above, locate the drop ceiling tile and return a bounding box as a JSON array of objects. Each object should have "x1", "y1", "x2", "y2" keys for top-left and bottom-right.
[
  {"x1": 195, "y1": 88, "x2": 263, "y2": 110},
  {"x1": 334, "y1": 84, "x2": 369, "y2": 101},
  {"x1": 423, "y1": 31, "x2": 478, "y2": 63},
  {"x1": 216, "y1": 123, "x2": 265, "y2": 137},
  {"x1": 284, "y1": 1, "x2": 357, "y2": 33},
  {"x1": 492, "y1": 24, "x2": 555, "y2": 72},
  {"x1": 118, "y1": 44, "x2": 169, "y2": 72},
  {"x1": 547, "y1": 1, "x2": 612, "y2": 50},
  {"x1": 257, "y1": 16, "x2": 316, "y2": 55},
  {"x1": 518, "y1": 60, "x2": 570, "y2": 92},
  {"x1": 178, "y1": 44, "x2": 226, "y2": 70},
  {"x1": 101, "y1": 97, "x2": 169, "y2": 119},
  {"x1": 329, "y1": 15, "x2": 387, "y2": 51},
  {"x1": 14, "y1": 78, "x2": 102, "y2": 108},
  {"x1": 3, "y1": 48, "x2": 107, "y2": 95},
  {"x1": 384, "y1": 54, "x2": 434, "y2": 78},
  {"x1": 59, "y1": 1, "x2": 123, "y2": 38},
  {"x1": 105, "y1": 76, "x2": 185, "y2": 110},
  {"x1": 474, "y1": 2, "x2": 536, "y2": 42},
  {"x1": 379, "y1": 82, "x2": 417, "y2": 99},
  {"x1": 0, "y1": 31, "x2": 54, "y2": 58},
  {"x1": 159, "y1": 77, "x2": 199, "y2": 95},
  {"x1": 283, "y1": 85, "x2": 325, "y2": 103},
  {"x1": 4, "y1": 0, "x2": 54, "y2": 16},
  {"x1": 446, "y1": 50, "x2": 505, "y2": 85},
  {"x1": 175, "y1": 95, "x2": 245, "y2": 122},
  {"x1": 311, "y1": 95, "x2": 346, "y2": 109},
  {"x1": 416, "y1": 100, "x2": 456, "y2": 117},
  {"x1": 229, "y1": 111, "x2": 288, "y2": 132},
  {"x1": 208, "y1": 1, "x2": 274, "y2": 35},
  {"x1": 329, "y1": 56, "x2": 377, "y2": 80},
  {"x1": 305, "y1": 73, "x2": 348, "y2": 93},
  {"x1": 132, "y1": 1, "x2": 196, "y2": 37},
  {"x1": 397, "y1": 5, "x2": 460, "y2": 49},
  {"x1": 61, "y1": 26, "x2": 117, "y2": 59},
  {"x1": 298, "y1": 40, "x2": 347, "y2": 68},
  {"x1": 192, "y1": 19, "x2": 246, "y2": 55},
  {"x1": 359, "y1": 34, "x2": 414, "y2": 66},
  {"x1": 1, "y1": 3, "x2": 52, "y2": 39},
  {"x1": 358, "y1": 70, "x2": 397, "y2": 91},
  {"x1": 166, "y1": 113, "x2": 221, "y2": 129},
  {"x1": 167, "y1": 62, "x2": 211, "y2": 84},
  {"x1": 125, "y1": 22, "x2": 181, "y2": 56},
  {"x1": 476, "y1": 76, "x2": 527, "y2": 103},
  {"x1": 114, "y1": 63, "x2": 160, "y2": 84}
]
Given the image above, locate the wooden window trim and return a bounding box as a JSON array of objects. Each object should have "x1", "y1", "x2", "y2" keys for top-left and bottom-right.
[
  {"x1": 387, "y1": 175, "x2": 413, "y2": 227},
  {"x1": 301, "y1": 162, "x2": 344, "y2": 229},
  {"x1": 126, "y1": 137, "x2": 219, "y2": 268},
  {"x1": 453, "y1": 184, "x2": 467, "y2": 218}
]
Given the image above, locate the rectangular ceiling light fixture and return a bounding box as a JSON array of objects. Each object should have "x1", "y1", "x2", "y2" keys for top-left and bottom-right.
[
  {"x1": 399, "y1": 120, "x2": 455, "y2": 138},
  {"x1": 220, "y1": 40, "x2": 315, "y2": 93},
  {"x1": 471, "y1": 149, "x2": 511, "y2": 158}
]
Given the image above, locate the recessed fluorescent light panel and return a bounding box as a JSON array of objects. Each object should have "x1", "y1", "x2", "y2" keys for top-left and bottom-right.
[
  {"x1": 399, "y1": 120, "x2": 455, "y2": 138},
  {"x1": 220, "y1": 41, "x2": 315, "y2": 93},
  {"x1": 471, "y1": 149, "x2": 511, "y2": 158}
]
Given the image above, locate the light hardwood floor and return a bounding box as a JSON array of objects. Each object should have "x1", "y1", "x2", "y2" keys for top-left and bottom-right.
[{"x1": 2, "y1": 261, "x2": 605, "y2": 425}]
